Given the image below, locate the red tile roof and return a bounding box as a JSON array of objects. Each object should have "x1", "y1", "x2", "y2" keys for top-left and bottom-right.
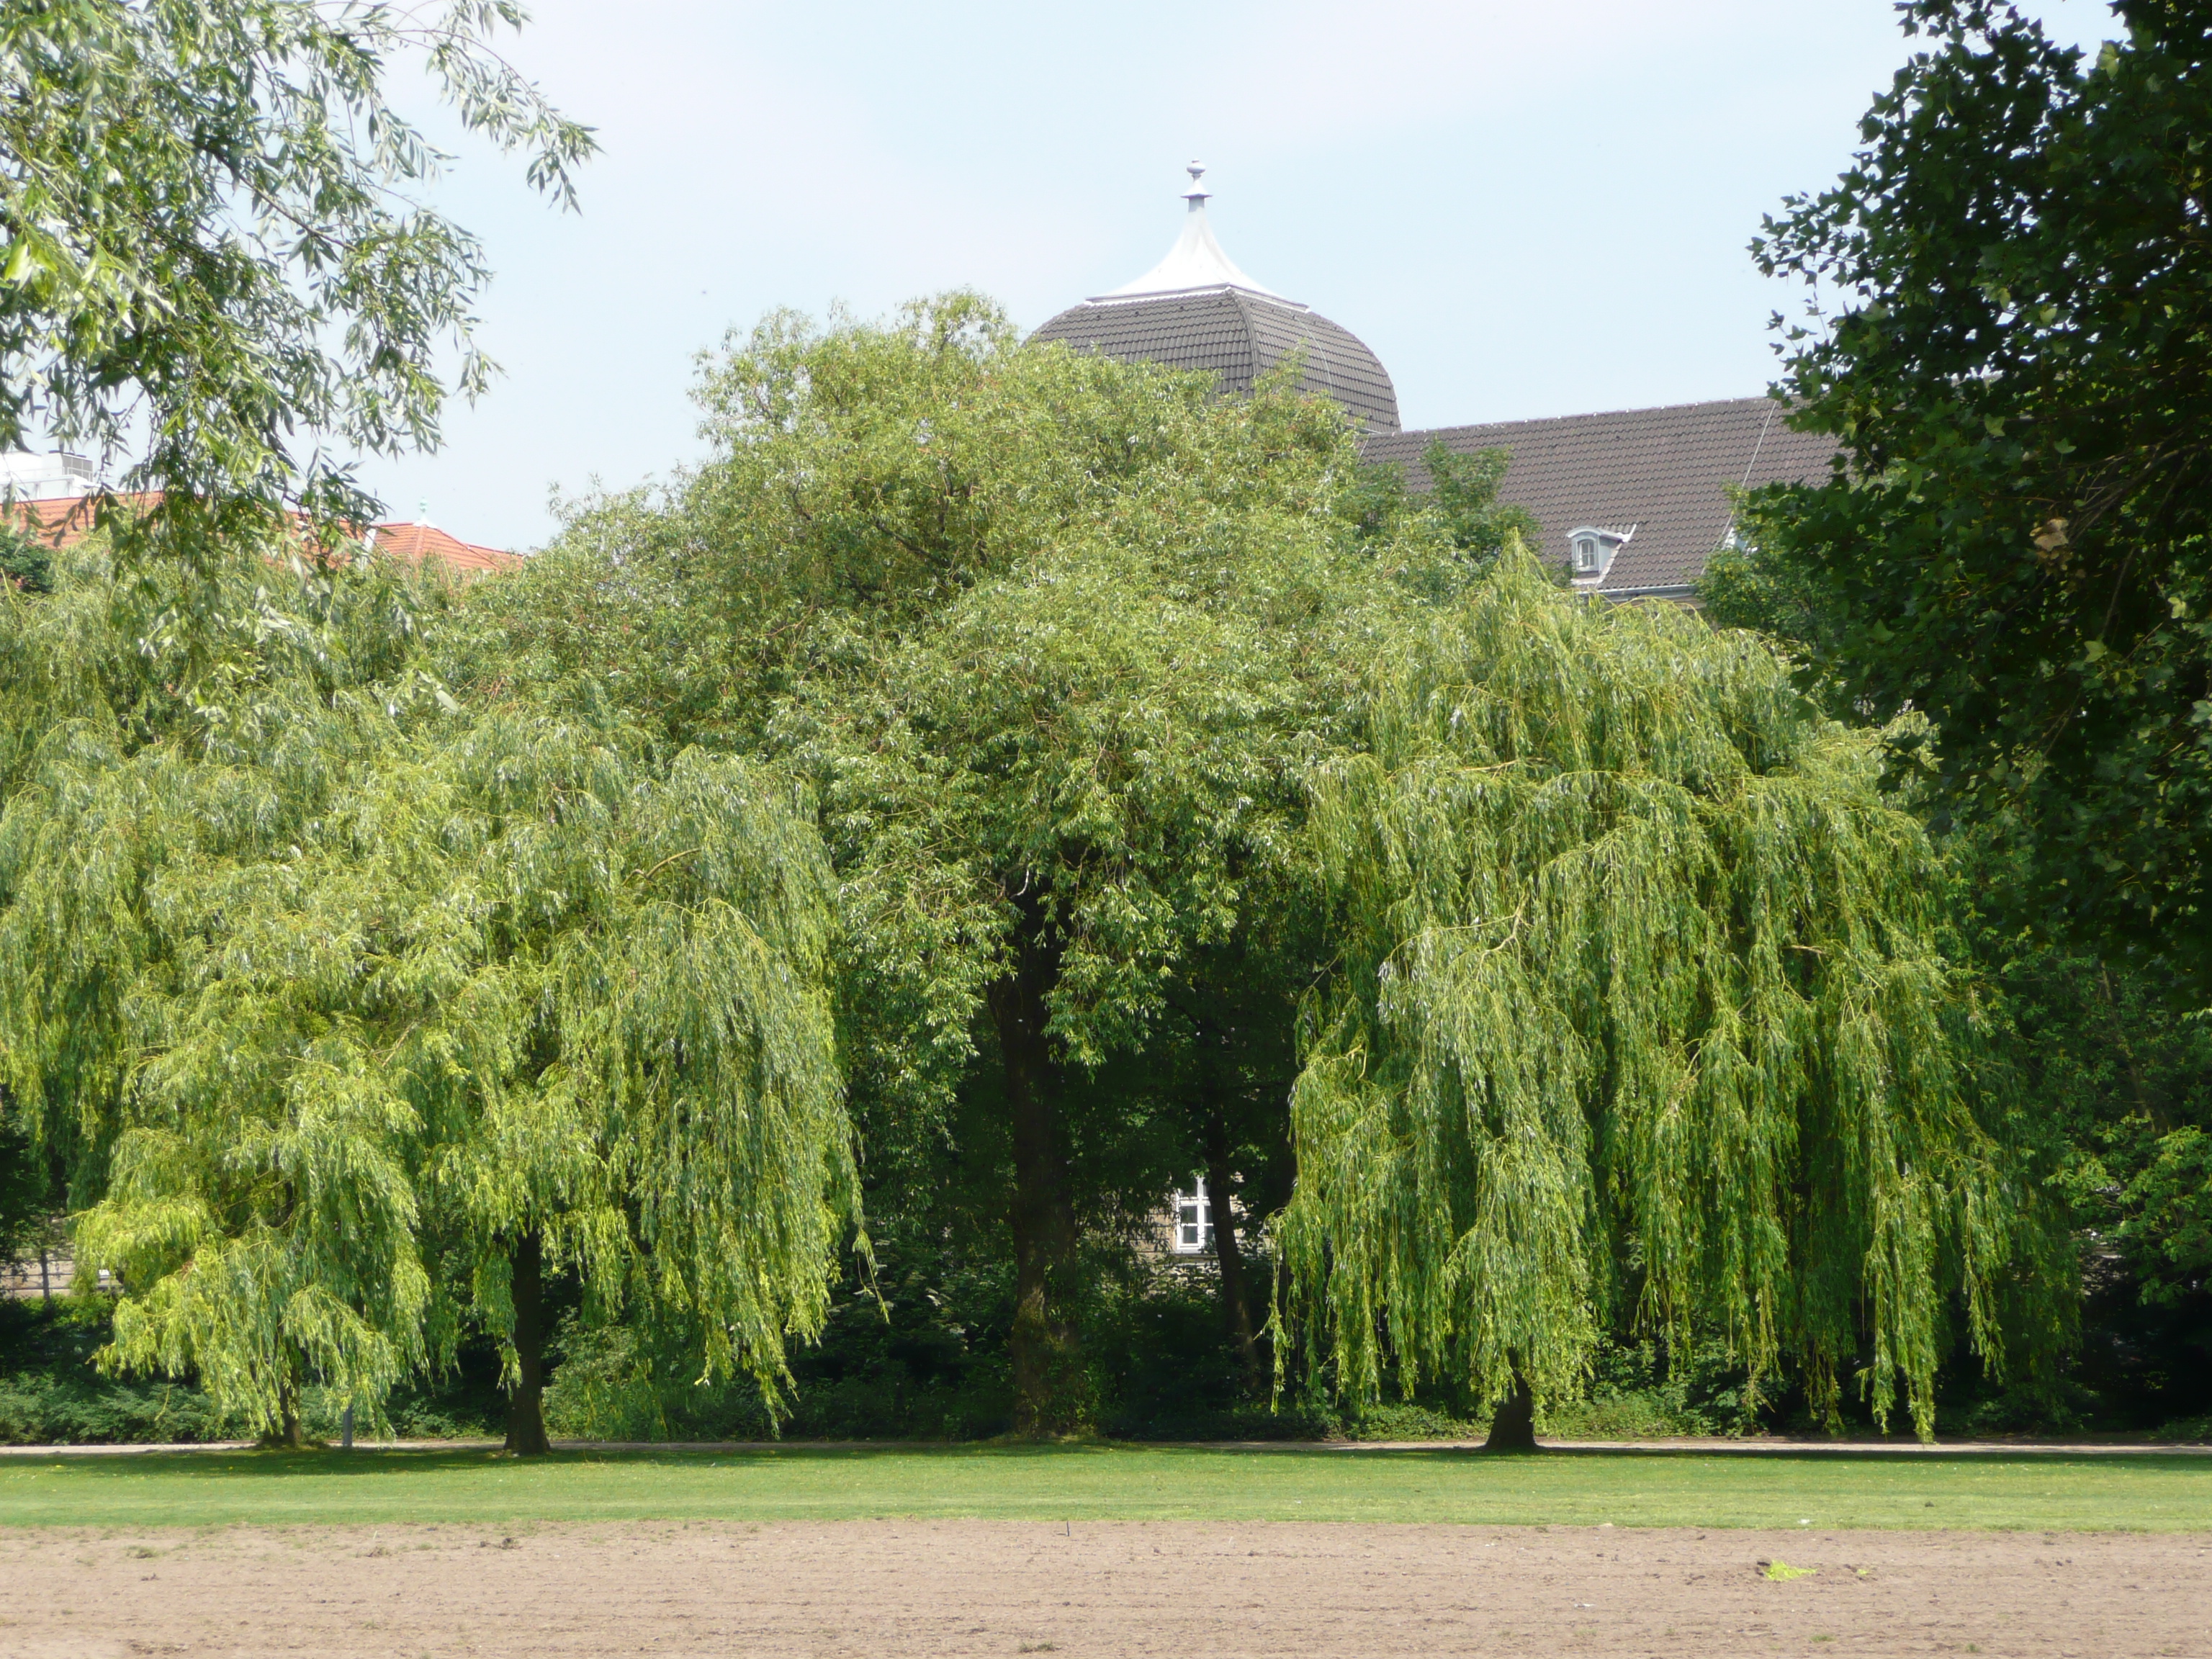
[
  {"x1": 364, "y1": 518, "x2": 521, "y2": 576},
  {"x1": 6, "y1": 493, "x2": 518, "y2": 578},
  {"x1": 9, "y1": 493, "x2": 156, "y2": 548}
]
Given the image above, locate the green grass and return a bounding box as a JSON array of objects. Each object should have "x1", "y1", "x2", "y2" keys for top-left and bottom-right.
[{"x1": 1, "y1": 1444, "x2": 2208, "y2": 1531}]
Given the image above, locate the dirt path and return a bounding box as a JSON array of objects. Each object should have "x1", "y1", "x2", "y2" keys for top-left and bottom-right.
[{"x1": 1, "y1": 1520, "x2": 2205, "y2": 1658}]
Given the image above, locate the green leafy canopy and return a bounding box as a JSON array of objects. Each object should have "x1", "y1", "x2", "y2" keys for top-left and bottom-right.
[
  {"x1": 1748, "y1": 0, "x2": 2212, "y2": 992},
  {"x1": 0, "y1": 0, "x2": 595, "y2": 599},
  {"x1": 505, "y1": 292, "x2": 2066, "y2": 1439},
  {"x1": 1276, "y1": 556, "x2": 2064, "y2": 1437},
  {"x1": 0, "y1": 541, "x2": 855, "y2": 1436}
]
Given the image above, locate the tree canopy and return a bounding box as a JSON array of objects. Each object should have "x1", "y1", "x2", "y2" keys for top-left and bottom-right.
[
  {"x1": 0, "y1": 538, "x2": 855, "y2": 1446},
  {"x1": 1277, "y1": 554, "x2": 2064, "y2": 1439},
  {"x1": 0, "y1": 0, "x2": 593, "y2": 589},
  {"x1": 1748, "y1": 0, "x2": 2212, "y2": 993},
  {"x1": 479, "y1": 295, "x2": 2063, "y2": 1440},
  {"x1": 0, "y1": 0, "x2": 2179, "y2": 1448},
  {"x1": 502, "y1": 296, "x2": 1424, "y2": 1430}
]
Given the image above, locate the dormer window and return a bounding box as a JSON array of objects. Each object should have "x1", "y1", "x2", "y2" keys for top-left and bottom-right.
[{"x1": 1567, "y1": 526, "x2": 1629, "y2": 582}]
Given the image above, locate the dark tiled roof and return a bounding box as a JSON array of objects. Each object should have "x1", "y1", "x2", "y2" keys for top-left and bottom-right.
[
  {"x1": 1362, "y1": 396, "x2": 1836, "y2": 594},
  {"x1": 1029, "y1": 289, "x2": 1401, "y2": 435}
]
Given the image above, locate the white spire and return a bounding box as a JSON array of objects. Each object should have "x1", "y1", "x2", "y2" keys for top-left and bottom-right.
[{"x1": 1093, "y1": 161, "x2": 1288, "y2": 304}]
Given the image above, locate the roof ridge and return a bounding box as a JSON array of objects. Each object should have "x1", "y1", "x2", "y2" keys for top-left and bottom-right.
[
  {"x1": 1388, "y1": 394, "x2": 1789, "y2": 444},
  {"x1": 1226, "y1": 287, "x2": 1256, "y2": 392},
  {"x1": 1076, "y1": 282, "x2": 1307, "y2": 312}
]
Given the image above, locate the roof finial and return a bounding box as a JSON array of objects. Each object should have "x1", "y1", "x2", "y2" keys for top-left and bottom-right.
[{"x1": 1089, "y1": 159, "x2": 1282, "y2": 303}]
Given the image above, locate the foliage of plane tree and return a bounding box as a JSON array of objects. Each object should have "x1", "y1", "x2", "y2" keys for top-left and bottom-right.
[
  {"x1": 1748, "y1": 0, "x2": 2212, "y2": 995},
  {"x1": 0, "y1": 540, "x2": 855, "y2": 1449},
  {"x1": 1276, "y1": 554, "x2": 2068, "y2": 1444},
  {"x1": 0, "y1": 0, "x2": 593, "y2": 629},
  {"x1": 1704, "y1": 504, "x2": 2212, "y2": 1433},
  {"x1": 724, "y1": 303, "x2": 1421, "y2": 1432},
  {"x1": 1995, "y1": 929, "x2": 2212, "y2": 1426},
  {"x1": 1145, "y1": 931, "x2": 1309, "y2": 1389}
]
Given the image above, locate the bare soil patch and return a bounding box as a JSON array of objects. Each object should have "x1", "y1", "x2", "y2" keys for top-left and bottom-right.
[{"x1": 1, "y1": 1519, "x2": 2205, "y2": 1658}]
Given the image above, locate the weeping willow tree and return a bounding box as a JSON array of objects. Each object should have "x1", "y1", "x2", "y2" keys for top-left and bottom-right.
[
  {"x1": 1274, "y1": 552, "x2": 2063, "y2": 1444},
  {"x1": 0, "y1": 539, "x2": 855, "y2": 1449}
]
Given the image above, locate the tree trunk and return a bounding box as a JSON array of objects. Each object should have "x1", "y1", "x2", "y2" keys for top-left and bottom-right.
[
  {"x1": 504, "y1": 1228, "x2": 552, "y2": 1456},
  {"x1": 264, "y1": 1355, "x2": 306, "y2": 1448},
  {"x1": 1203, "y1": 1118, "x2": 1261, "y2": 1391},
  {"x1": 276, "y1": 1382, "x2": 304, "y2": 1448},
  {"x1": 1484, "y1": 1364, "x2": 1539, "y2": 1452},
  {"x1": 2098, "y1": 963, "x2": 2165, "y2": 1128},
  {"x1": 989, "y1": 910, "x2": 1084, "y2": 1437}
]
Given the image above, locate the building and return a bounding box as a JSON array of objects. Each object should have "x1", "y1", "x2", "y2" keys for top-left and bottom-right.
[
  {"x1": 1030, "y1": 166, "x2": 1835, "y2": 601},
  {"x1": 1032, "y1": 164, "x2": 1401, "y2": 438},
  {"x1": 0, "y1": 450, "x2": 96, "y2": 501},
  {"x1": 1136, "y1": 1174, "x2": 1224, "y2": 1269},
  {"x1": 1363, "y1": 399, "x2": 1832, "y2": 602},
  {"x1": 358, "y1": 515, "x2": 518, "y2": 577},
  {"x1": 1, "y1": 451, "x2": 516, "y2": 578},
  {"x1": 1, "y1": 1240, "x2": 73, "y2": 1302}
]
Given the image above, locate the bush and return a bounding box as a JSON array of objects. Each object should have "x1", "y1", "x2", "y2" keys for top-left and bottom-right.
[
  {"x1": 1326, "y1": 1337, "x2": 1764, "y2": 1444},
  {"x1": 0, "y1": 1298, "x2": 226, "y2": 1444},
  {"x1": 0, "y1": 1295, "x2": 514, "y2": 1445},
  {"x1": 541, "y1": 1244, "x2": 1022, "y2": 1443}
]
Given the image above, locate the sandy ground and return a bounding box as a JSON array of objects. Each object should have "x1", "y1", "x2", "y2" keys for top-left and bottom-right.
[{"x1": 1, "y1": 1522, "x2": 2208, "y2": 1658}]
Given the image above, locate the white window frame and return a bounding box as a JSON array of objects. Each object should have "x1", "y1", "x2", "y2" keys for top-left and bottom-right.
[
  {"x1": 1170, "y1": 1174, "x2": 1215, "y2": 1255},
  {"x1": 1566, "y1": 525, "x2": 1628, "y2": 582}
]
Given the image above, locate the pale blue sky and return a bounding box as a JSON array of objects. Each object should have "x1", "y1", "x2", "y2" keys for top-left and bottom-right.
[{"x1": 364, "y1": 0, "x2": 2115, "y2": 551}]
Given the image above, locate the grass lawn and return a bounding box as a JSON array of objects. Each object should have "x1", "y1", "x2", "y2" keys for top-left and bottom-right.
[{"x1": 1, "y1": 1443, "x2": 2208, "y2": 1532}]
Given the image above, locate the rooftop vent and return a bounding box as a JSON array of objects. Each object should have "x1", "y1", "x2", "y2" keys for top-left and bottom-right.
[{"x1": 0, "y1": 450, "x2": 97, "y2": 500}]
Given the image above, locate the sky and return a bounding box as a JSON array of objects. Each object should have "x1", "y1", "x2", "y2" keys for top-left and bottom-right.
[{"x1": 357, "y1": 0, "x2": 2118, "y2": 552}]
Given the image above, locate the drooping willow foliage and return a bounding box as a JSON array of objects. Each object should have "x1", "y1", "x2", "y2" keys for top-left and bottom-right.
[
  {"x1": 1274, "y1": 553, "x2": 2063, "y2": 1437},
  {"x1": 0, "y1": 541, "x2": 855, "y2": 1436}
]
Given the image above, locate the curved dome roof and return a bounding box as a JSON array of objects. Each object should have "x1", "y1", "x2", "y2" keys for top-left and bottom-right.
[{"x1": 1029, "y1": 165, "x2": 1400, "y2": 436}]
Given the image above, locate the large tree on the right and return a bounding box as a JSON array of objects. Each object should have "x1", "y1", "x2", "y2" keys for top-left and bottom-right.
[{"x1": 1750, "y1": 0, "x2": 2212, "y2": 993}]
